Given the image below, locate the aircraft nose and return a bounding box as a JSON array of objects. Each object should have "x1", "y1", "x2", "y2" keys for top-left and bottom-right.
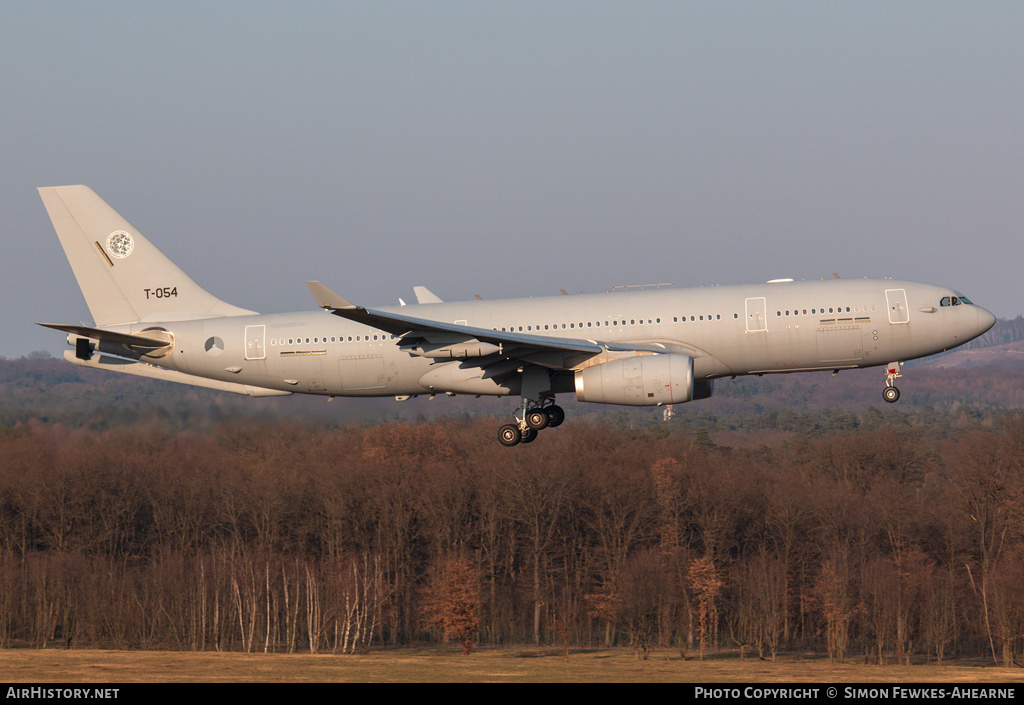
[{"x1": 978, "y1": 306, "x2": 996, "y2": 335}]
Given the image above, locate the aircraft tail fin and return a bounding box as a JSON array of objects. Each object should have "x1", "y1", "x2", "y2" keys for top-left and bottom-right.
[{"x1": 38, "y1": 185, "x2": 256, "y2": 326}]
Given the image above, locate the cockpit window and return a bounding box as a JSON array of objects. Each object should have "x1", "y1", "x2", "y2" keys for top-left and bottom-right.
[
  {"x1": 960, "y1": 296, "x2": 973, "y2": 305},
  {"x1": 940, "y1": 297, "x2": 951, "y2": 306}
]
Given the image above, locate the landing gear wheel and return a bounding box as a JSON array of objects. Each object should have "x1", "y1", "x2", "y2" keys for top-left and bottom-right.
[
  {"x1": 545, "y1": 405, "x2": 565, "y2": 428},
  {"x1": 883, "y1": 386, "x2": 901, "y2": 404},
  {"x1": 526, "y1": 409, "x2": 549, "y2": 430},
  {"x1": 498, "y1": 424, "x2": 522, "y2": 447},
  {"x1": 520, "y1": 427, "x2": 538, "y2": 444}
]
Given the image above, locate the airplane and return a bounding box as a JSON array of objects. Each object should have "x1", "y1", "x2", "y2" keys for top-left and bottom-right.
[{"x1": 38, "y1": 185, "x2": 996, "y2": 446}]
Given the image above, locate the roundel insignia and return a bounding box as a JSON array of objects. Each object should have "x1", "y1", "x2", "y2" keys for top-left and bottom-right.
[{"x1": 106, "y1": 231, "x2": 135, "y2": 259}]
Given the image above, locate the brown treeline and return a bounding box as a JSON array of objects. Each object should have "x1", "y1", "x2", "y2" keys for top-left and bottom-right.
[{"x1": 0, "y1": 415, "x2": 1022, "y2": 663}]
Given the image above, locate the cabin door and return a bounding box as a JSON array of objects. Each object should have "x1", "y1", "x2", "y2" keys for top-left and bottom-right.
[
  {"x1": 885, "y1": 289, "x2": 910, "y2": 324},
  {"x1": 244, "y1": 325, "x2": 266, "y2": 360},
  {"x1": 745, "y1": 297, "x2": 768, "y2": 332}
]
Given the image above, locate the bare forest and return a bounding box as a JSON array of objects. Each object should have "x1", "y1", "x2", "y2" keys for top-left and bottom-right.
[{"x1": 1, "y1": 406, "x2": 1023, "y2": 664}]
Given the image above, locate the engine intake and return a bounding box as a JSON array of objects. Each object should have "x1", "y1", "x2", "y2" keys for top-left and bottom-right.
[{"x1": 574, "y1": 353, "x2": 697, "y2": 406}]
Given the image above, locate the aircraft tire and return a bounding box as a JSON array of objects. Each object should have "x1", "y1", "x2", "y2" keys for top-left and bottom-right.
[
  {"x1": 498, "y1": 425, "x2": 521, "y2": 446},
  {"x1": 546, "y1": 405, "x2": 565, "y2": 427},
  {"x1": 526, "y1": 409, "x2": 549, "y2": 430},
  {"x1": 520, "y1": 427, "x2": 538, "y2": 444},
  {"x1": 883, "y1": 386, "x2": 901, "y2": 403}
]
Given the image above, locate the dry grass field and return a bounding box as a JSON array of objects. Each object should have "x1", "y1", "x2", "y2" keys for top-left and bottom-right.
[{"x1": 2, "y1": 648, "x2": 1023, "y2": 683}]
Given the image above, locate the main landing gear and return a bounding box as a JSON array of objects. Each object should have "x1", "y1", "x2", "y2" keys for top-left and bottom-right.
[
  {"x1": 497, "y1": 399, "x2": 565, "y2": 447},
  {"x1": 883, "y1": 361, "x2": 903, "y2": 404}
]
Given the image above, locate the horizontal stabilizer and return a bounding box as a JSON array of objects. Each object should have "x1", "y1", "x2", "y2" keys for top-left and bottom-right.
[{"x1": 38, "y1": 323, "x2": 170, "y2": 349}]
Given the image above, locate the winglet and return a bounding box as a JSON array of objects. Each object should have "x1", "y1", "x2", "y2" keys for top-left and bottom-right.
[
  {"x1": 413, "y1": 286, "x2": 444, "y2": 304},
  {"x1": 306, "y1": 281, "x2": 356, "y2": 310}
]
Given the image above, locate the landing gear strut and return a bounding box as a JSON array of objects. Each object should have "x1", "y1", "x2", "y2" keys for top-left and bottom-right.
[
  {"x1": 883, "y1": 361, "x2": 903, "y2": 404},
  {"x1": 497, "y1": 398, "x2": 565, "y2": 446}
]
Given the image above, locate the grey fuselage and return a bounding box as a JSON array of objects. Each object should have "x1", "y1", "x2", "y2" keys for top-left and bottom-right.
[{"x1": 117, "y1": 278, "x2": 995, "y2": 399}]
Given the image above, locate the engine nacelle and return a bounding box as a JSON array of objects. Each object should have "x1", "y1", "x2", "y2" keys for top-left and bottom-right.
[{"x1": 574, "y1": 353, "x2": 696, "y2": 406}]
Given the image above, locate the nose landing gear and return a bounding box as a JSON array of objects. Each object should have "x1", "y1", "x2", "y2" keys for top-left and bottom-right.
[{"x1": 883, "y1": 361, "x2": 903, "y2": 403}]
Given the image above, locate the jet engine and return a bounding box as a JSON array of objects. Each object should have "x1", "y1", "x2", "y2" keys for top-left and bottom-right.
[{"x1": 574, "y1": 353, "x2": 706, "y2": 406}]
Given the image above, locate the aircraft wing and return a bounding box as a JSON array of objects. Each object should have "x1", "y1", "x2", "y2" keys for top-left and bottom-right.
[{"x1": 307, "y1": 281, "x2": 669, "y2": 368}]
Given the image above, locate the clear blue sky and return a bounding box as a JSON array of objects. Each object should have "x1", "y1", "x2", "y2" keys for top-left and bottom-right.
[{"x1": 3, "y1": 1, "x2": 1022, "y2": 358}]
